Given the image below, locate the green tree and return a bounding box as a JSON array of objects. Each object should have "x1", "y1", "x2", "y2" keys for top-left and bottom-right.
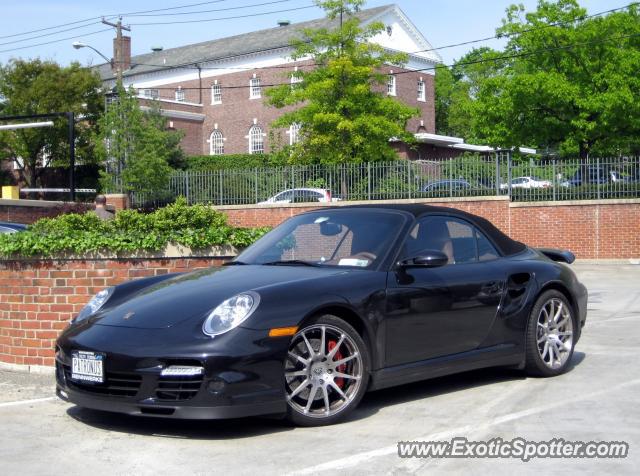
[
  {"x1": 266, "y1": 0, "x2": 418, "y2": 164},
  {"x1": 96, "y1": 85, "x2": 183, "y2": 199},
  {"x1": 0, "y1": 59, "x2": 102, "y2": 187},
  {"x1": 471, "y1": 0, "x2": 640, "y2": 157}
]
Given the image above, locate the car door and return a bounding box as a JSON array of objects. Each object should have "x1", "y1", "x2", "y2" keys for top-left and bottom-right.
[{"x1": 384, "y1": 215, "x2": 506, "y2": 366}]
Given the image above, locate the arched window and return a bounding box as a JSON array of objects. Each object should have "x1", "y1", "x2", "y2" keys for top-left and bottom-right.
[
  {"x1": 210, "y1": 130, "x2": 224, "y2": 155},
  {"x1": 249, "y1": 125, "x2": 264, "y2": 154},
  {"x1": 289, "y1": 123, "x2": 301, "y2": 145}
]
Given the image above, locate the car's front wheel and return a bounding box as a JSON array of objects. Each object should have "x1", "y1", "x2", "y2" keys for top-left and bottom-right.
[
  {"x1": 525, "y1": 290, "x2": 576, "y2": 377},
  {"x1": 284, "y1": 315, "x2": 369, "y2": 426}
]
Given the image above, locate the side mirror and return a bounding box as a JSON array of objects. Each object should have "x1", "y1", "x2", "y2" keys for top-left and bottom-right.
[{"x1": 398, "y1": 250, "x2": 449, "y2": 268}]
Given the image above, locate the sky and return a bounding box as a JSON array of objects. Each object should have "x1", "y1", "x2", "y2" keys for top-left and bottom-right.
[{"x1": 0, "y1": 0, "x2": 632, "y2": 67}]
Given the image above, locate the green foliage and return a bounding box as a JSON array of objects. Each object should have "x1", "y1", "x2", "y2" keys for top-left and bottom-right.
[
  {"x1": 0, "y1": 197, "x2": 270, "y2": 257},
  {"x1": 96, "y1": 85, "x2": 184, "y2": 197},
  {"x1": 265, "y1": 0, "x2": 418, "y2": 164},
  {"x1": 184, "y1": 153, "x2": 287, "y2": 170},
  {"x1": 440, "y1": 0, "x2": 640, "y2": 158},
  {"x1": 0, "y1": 59, "x2": 102, "y2": 187}
]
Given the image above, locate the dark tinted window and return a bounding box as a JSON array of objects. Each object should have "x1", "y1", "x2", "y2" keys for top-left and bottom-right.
[{"x1": 403, "y1": 216, "x2": 500, "y2": 265}]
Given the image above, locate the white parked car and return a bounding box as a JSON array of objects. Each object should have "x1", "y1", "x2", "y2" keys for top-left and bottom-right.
[
  {"x1": 500, "y1": 176, "x2": 551, "y2": 190},
  {"x1": 260, "y1": 188, "x2": 338, "y2": 204}
]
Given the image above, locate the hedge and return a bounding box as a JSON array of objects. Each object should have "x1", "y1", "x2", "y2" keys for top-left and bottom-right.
[
  {"x1": 0, "y1": 197, "x2": 270, "y2": 258},
  {"x1": 185, "y1": 154, "x2": 288, "y2": 171}
]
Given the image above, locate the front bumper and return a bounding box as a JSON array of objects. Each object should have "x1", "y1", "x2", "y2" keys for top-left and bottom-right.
[{"x1": 55, "y1": 324, "x2": 289, "y2": 419}]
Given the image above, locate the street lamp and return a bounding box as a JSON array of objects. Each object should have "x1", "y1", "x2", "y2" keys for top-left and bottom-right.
[{"x1": 72, "y1": 41, "x2": 111, "y2": 64}]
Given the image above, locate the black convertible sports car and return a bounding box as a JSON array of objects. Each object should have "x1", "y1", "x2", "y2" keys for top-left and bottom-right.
[{"x1": 56, "y1": 204, "x2": 588, "y2": 426}]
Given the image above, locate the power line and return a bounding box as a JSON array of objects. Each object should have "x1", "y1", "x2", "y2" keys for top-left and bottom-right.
[
  {"x1": 0, "y1": 0, "x2": 232, "y2": 41},
  {"x1": 123, "y1": 0, "x2": 293, "y2": 17},
  {"x1": 410, "y1": 2, "x2": 639, "y2": 55},
  {"x1": 128, "y1": 4, "x2": 317, "y2": 26},
  {"x1": 0, "y1": 28, "x2": 113, "y2": 55},
  {"x1": 0, "y1": 22, "x2": 102, "y2": 47},
  {"x1": 124, "y1": 31, "x2": 640, "y2": 92}
]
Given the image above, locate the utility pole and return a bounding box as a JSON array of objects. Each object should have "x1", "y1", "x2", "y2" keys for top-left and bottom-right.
[{"x1": 101, "y1": 17, "x2": 131, "y2": 84}]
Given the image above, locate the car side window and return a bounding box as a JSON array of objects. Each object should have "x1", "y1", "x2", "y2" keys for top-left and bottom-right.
[
  {"x1": 402, "y1": 216, "x2": 500, "y2": 265},
  {"x1": 276, "y1": 191, "x2": 293, "y2": 202}
]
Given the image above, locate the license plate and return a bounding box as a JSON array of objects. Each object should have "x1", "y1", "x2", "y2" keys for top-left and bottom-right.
[{"x1": 71, "y1": 351, "x2": 105, "y2": 384}]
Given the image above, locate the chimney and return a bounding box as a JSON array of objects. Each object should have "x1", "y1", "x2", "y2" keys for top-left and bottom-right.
[
  {"x1": 113, "y1": 35, "x2": 132, "y2": 72},
  {"x1": 277, "y1": 20, "x2": 290, "y2": 27}
]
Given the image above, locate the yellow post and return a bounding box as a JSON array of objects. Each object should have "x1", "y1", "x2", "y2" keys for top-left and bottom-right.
[{"x1": 1, "y1": 186, "x2": 19, "y2": 200}]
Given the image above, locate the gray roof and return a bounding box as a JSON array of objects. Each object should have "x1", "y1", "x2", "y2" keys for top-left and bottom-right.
[{"x1": 97, "y1": 4, "x2": 394, "y2": 81}]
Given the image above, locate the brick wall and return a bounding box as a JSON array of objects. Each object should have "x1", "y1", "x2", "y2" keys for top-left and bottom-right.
[
  {"x1": 0, "y1": 199, "x2": 91, "y2": 225},
  {"x1": 217, "y1": 197, "x2": 640, "y2": 260},
  {"x1": 0, "y1": 257, "x2": 227, "y2": 370}
]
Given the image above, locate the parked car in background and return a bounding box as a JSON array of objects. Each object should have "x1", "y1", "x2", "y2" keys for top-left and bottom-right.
[
  {"x1": 566, "y1": 166, "x2": 629, "y2": 186},
  {"x1": 260, "y1": 188, "x2": 337, "y2": 204},
  {"x1": 0, "y1": 222, "x2": 27, "y2": 234},
  {"x1": 422, "y1": 179, "x2": 473, "y2": 192},
  {"x1": 500, "y1": 176, "x2": 551, "y2": 190}
]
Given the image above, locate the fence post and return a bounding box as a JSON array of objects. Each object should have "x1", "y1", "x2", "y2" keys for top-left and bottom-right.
[
  {"x1": 254, "y1": 167, "x2": 259, "y2": 204},
  {"x1": 596, "y1": 157, "x2": 601, "y2": 200},
  {"x1": 495, "y1": 152, "x2": 500, "y2": 196},
  {"x1": 552, "y1": 160, "x2": 557, "y2": 202},
  {"x1": 218, "y1": 170, "x2": 223, "y2": 205},
  {"x1": 367, "y1": 162, "x2": 371, "y2": 201},
  {"x1": 185, "y1": 172, "x2": 190, "y2": 204},
  {"x1": 407, "y1": 160, "x2": 412, "y2": 200},
  {"x1": 507, "y1": 150, "x2": 513, "y2": 199}
]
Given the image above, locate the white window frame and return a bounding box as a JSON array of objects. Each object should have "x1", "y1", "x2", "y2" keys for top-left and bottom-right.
[
  {"x1": 248, "y1": 125, "x2": 264, "y2": 154},
  {"x1": 289, "y1": 123, "x2": 301, "y2": 146},
  {"x1": 143, "y1": 89, "x2": 159, "y2": 100},
  {"x1": 175, "y1": 88, "x2": 185, "y2": 102},
  {"x1": 211, "y1": 82, "x2": 222, "y2": 105},
  {"x1": 250, "y1": 77, "x2": 262, "y2": 99},
  {"x1": 387, "y1": 74, "x2": 396, "y2": 96},
  {"x1": 417, "y1": 79, "x2": 426, "y2": 102},
  {"x1": 209, "y1": 130, "x2": 224, "y2": 155}
]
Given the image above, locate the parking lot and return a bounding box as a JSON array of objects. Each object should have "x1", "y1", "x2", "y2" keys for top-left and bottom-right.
[{"x1": 1, "y1": 263, "x2": 639, "y2": 475}]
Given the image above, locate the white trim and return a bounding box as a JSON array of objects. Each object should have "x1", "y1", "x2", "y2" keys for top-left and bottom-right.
[
  {"x1": 209, "y1": 129, "x2": 224, "y2": 155},
  {"x1": 417, "y1": 79, "x2": 426, "y2": 102},
  {"x1": 211, "y1": 82, "x2": 222, "y2": 105},
  {"x1": 137, "y1": 95, "x2": 202, "y2": 107},
  {"x1": 249, "y1": 77, "x2": 262, "y2": 99},
  {"x1": 451, "y1": 143, "x2": 494, "y2": 152},
  {"x1": 140, "y1": 106, "x2": 205, "y2": 121},
  {"x1": 414, "y1": 133, "x2": 464, "y2": 145}
]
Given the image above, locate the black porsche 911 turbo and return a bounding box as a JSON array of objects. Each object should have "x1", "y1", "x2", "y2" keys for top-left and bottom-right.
[{"x1": 56, "y1": 204, "x2": 588, "y2": 426}]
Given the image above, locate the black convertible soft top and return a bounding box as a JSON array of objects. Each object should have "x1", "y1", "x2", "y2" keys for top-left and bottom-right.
[{"x1": 325, "y1": 204, "x2": 527, "y2": 257}]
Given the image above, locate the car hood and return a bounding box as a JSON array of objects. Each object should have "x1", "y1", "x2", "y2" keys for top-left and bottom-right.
[{"x1": 93, "y1": 265, "x2": 349, "y2": 329}]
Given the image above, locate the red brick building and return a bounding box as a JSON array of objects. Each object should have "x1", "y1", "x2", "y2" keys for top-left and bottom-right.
[{"x1": 96, "y1": 4, "x2": 471, "y2": 160}]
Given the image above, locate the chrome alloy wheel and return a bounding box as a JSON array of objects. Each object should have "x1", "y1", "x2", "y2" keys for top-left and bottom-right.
[
  {"x1": 285, "y1": 324, "x2": 363, "y2": 419},
  {"x1": 536, "y1": 298, "x2": 574, "y2": 369}
]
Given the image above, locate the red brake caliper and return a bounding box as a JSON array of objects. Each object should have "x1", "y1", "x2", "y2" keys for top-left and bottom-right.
[{"x1": 328, "y1": 340, "x2": 346, "y2": 388}]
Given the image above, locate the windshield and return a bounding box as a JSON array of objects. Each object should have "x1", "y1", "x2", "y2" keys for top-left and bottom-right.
[{"x1": 236, "y1": 209, "x2": 407, "y2": 268}]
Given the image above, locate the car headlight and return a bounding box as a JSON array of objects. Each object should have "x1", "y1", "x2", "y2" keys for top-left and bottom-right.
[
  {"x1": 202, "y1": 292, "x2": 260, "y2": 337},
  {"x1": 74, "y1": 287, "x2": 114, "y2": 323}
]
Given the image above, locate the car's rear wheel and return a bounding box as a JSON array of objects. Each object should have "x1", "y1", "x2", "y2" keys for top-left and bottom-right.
[
  {"x1": 525, "y1": 290, "x2": 576, "y2": 377},
  {"x1": 284, "y1": 315, "x2": 369, "y2": 426}
]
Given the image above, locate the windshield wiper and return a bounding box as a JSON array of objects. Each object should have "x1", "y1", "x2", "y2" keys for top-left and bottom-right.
[
  {"x1": 223, "y1": 260, "x2": 250, "y2": 266},
  {"x1": 261, "y1": 259, "x2": 321, "y2": 267}
]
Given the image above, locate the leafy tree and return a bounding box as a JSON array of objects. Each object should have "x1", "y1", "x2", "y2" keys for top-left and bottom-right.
[
  {"x1": 0, "y1": 59, "x2": 102, "y2": 187},
  {"x1": 96, "y1": 85, "x2": 183, "y2": 199},
  {"x1": 266, "y1": 0, "x2": 418, "y2": 164},
  {"x1": 470, "y1": 0, "x2": 640, "y2": 158}
]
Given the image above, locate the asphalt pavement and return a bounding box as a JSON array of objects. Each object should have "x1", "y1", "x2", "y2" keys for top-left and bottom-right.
[{"x1": 1, "y1": 263, "x2": 639, "y2": 475}]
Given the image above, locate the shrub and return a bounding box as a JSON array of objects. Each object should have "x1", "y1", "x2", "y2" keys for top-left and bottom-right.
[
  {"x1": 0, "y1": 197, "x2": 270, "y2": 257},
  {"x1": 184, "y1": 154, "x2": 288, "y2": 171}
]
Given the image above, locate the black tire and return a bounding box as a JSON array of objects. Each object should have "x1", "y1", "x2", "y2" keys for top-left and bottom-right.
[
  {"x1": 524, "y1": 290, "x2": 576, "y2": 377},
  {"x1": 285, "y1": 315, "x2": 370, "y2": 427}
]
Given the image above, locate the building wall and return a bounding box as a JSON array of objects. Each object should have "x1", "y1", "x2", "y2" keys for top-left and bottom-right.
[{"x1": 133, "y1": 62, "x2": 435, "y2": 157}]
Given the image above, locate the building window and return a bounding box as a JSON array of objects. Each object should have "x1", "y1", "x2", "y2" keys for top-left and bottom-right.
[
  {"x1": 387, "y1": 74, "x2": 396, "y2": 96},
  {"x1": 417, "y1": 79, "x2": 426, "y2": 102},
  {"x1": 143, "y1": 89, "x2": 159, "y2": 100},
  {"x1": 250, "y1": 77, "x2": 261, "y2": 99},
  {"x1": 289, "y1": 123, "x2": 301, "y2": 145},
  {"x1": 175, "y1": 88, "x2": 185, "y2": 102},
  {"x1": 211, "y1": 82, "x2": 222, "y2": 104},
  {"x1": 249, "y1": 125, "x2": 264, "y2": 154},
  {"x1": 290, "y1": 72, "x2": 303, "y2": 90},
  {"x1": 209, "y1": 130, "x2": 224, "y2": 155}
]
